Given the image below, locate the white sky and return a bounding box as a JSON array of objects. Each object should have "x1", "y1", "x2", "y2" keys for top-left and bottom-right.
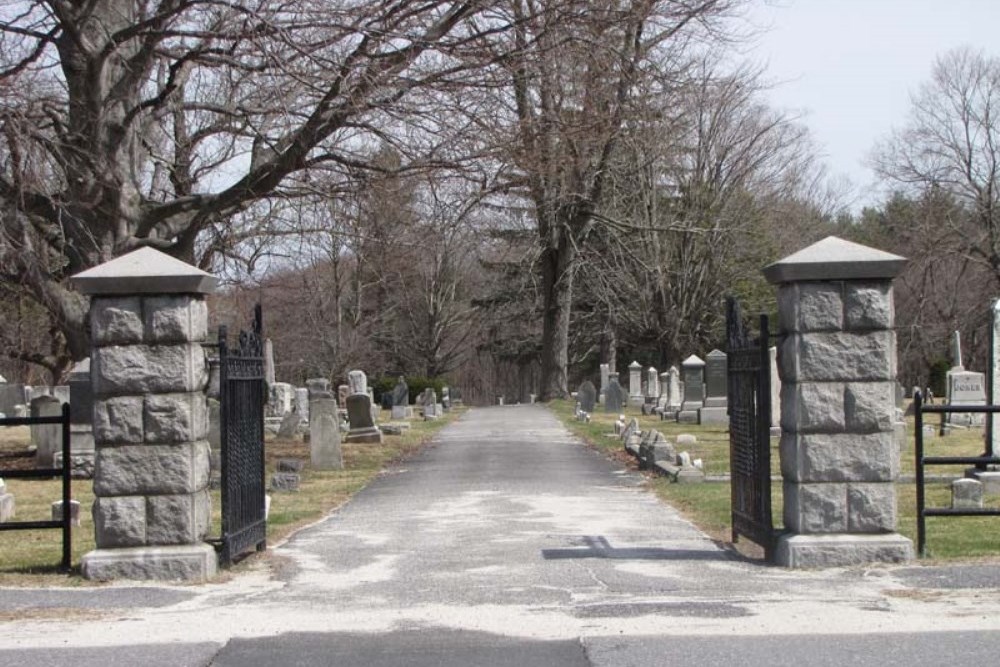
[{"x1": 744, "y1": 0, "x2": 1000, "y2": 211}]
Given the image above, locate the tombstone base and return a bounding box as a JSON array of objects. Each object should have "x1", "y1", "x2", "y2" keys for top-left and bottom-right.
[
  {"x1": 775, "y1": 533, "x2": 913, "y2": 568},
  {"x1": 344, "y1": 427, "x2": 383, "y2": 444},
  {"x1": 697, "y1": 406, "x2": 728, "y2": 425},
  {"x1": 677, "y1": 410, "x2": 699, "y2": 424},
  {"x1": 81, "y1": 544, "x2": 218, "y2": 582},
  {"x1": 965, "y1": 468, "x2": 1000, "y2": 495},
  {"x1": 390, "y1": 405, "x2": 412, "y2": 420},
  {"x1": 627, "y1": 396, "x2": 645, "y2": 407}
]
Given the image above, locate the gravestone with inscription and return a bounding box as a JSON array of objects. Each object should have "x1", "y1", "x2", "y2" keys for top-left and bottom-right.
[
  {"x1": 698, "y1": 349, "x2": 728, "y2": 425},
  {"x1": 577, "y1": 381, "x2": 597, "y2": 413},
  {"x1": 947, "y1": 368, "x2": 986, "y2": 427},
  {"x1": 677, "y1": 355, "x2": 705, "y2": 423}
]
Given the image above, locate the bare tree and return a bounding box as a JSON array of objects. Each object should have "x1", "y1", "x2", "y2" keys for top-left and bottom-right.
[
  {"x1": 872, "y1": 47, "x2": 1000, "y2": 285},
  {"x1": 0, "y1": 0, "x2": 492, "y2": 375}
]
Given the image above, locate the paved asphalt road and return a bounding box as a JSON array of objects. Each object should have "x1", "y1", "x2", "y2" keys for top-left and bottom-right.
[{"x1": 1, "y1": 406, "x2": 999, "y2": 666}]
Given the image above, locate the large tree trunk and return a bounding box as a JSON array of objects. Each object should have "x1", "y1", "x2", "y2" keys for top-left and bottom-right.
[{"x1": 538, "y1": 233, "x2": 576, "y2": 401}]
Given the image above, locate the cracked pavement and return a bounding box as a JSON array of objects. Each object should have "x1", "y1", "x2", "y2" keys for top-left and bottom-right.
[{"x1": 1, "y1": 405, "x2": 999, "y2": 666}]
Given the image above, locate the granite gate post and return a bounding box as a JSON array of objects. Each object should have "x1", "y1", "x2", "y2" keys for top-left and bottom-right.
[
  {"x1": 72, "y1": 248, "x2": 218, "y2": 581},
  {"x1": 764, "y1": 237, "x2": 914, "y2": 567}
]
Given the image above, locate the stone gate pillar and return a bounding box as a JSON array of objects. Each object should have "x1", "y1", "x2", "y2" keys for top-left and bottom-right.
[
  {"x1": 71, "y1": 248, "x2": 218, "y2": 581},
  {"x1": 764, "y1": 237, "x2": 913, "y2": 567}
]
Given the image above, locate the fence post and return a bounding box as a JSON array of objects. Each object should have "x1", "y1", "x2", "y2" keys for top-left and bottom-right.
[
  {"x1": 71, "y1": 248, "x2": 218, "y2": 582},
  {"x1": 764, "y1": 236, "x2": 914, "y2": 568}
]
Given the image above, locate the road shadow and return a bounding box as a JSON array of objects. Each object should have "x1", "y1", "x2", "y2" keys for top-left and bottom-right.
[{"x1": 541, "y1": 535, "x2": 734, "y2": 561}]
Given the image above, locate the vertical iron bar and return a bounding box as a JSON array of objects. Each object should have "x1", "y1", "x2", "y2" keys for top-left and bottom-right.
[
  {"x1": 218, "y1": 324, "x2": 230, "y2": 567},
  {"x1": 758, "y1": 313, "x2": 773, "y2": 561},
  {"x1": 256, "y1": 304, "x2": 267, "y2": 551},
  {"x1": 60, "y1": 403, "x2": 71, "y2": 572},
  {"x1": 914, "y1": 390, "x2": 926, "y2": 557}
]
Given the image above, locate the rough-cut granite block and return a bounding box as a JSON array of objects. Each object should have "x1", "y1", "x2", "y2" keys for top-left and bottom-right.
[
  {"x1": 146, "y1": 489, "x2": 211, "y2": 545},
  {"x1": 93, "y1": 396, "x2": 144, "y2": 444},
  {"x1": 94, "y1": 441, "x2": 209, "y2": 496},
  {"x1": 848, "y1": 482, "x2": 897, "y2": 532},
  {"x1": 778, "y1": 282, "x2": 844, "y2": 333},
  {"x1": 144, "y1": 392, "x2": 208, "y2": 443},
  {"x1": 94, "y1": 495, "x2": 146, "y2": 547},
  {"x1": 781, "y1": 382, "x2": 844, "y2": 432},
  {"x1": 783, "y1": 331, "x2": 894, "y2": 382},
  {"x1": 844, "y1": 282, "x2": 893, "y2": 330},
  {"x1": 92, "y1": 344, "x2": 207, "y2": 395},
  {"x1": 143, "y1": 295, "x2": 208, "y2": 344},
  {"x1": 783, "y1": 481, "x2": 847, "y2": 534},
  {"x1": 844, "y1": 382, "x2": 896, "y2": 432},
  {"x1": 90, "y1": 297, "x2": 143, "y2": 346},
  {"x1": 780, "y1": 432, "x2": 898, "y2": 483}
]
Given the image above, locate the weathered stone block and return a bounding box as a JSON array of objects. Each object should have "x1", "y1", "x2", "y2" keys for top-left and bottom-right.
[
  {"x1": 781, "y1": 382, "x2": 844, "y2": 432},
  {"x1": 952, "y1": 478, "x2": 984, "y2": 509},
  {"x1": 94, "y1": 441, "x2": 209, "y2": 496},
  {"x1": 91, "y1": 297, "x2": 143, "y2": 346},
  {"x1": 780, "y1": 432, "x2": 897, "y2": 483},
  {"x1": 143, "y1": 295, "x2": 208, "y2": 343},
  {"x1": 786, "y1": 331, "x2": 894, "y2": 382},
  {"x1": 93, "y1": 396, "x2": 144, "y2": 444},
  {"x1": 144, "y1": 392, "x2": 208, "y2": 443},
  {"x1": 146, "y1": 490, "x2": 210, "y2": 545},
  {"x1": 81, "y1": 544, "x2": 218, "y2": 582},
  {"x1": 779, "y1": 282, "x2": 844, "y2": 333},
  {"x1": 94, "y1": 495, "x2": 146, "y2": 547},
  {"x1": 844, "y1": 283, "x2": 892, "y2": 330},
  {"x1": 775, "y1": 533, "x2": 914, "y2": 568},
  {"x1": 844, "y1": 382, "x2": 895, "y2": 432},
  {"x1": 847, "y1": 483, "x2": 896, "y2": 532},
  {"x1": 92, "y1": 344, "x2": 207, "y2": 395},
  {"x1": 784, "y1": 482, "x2": 847, "y2": 533}
]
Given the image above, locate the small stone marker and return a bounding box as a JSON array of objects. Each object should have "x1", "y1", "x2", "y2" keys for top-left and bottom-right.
[
  {"x1": 30, "y1": 395, "x2": 63, "y2": 468},
  {"x1": 951, "y1": 478, "x2": 983, "y2": 509},
  {"x1": 577, "y1": 380, "x2": 597, "y2": 413},
  {"x1": 0, "y1": 478, "x2": 14, "y2": 522},
  {"x1": 270, "y1": 472, "x2": 300, "y2": 492},
  {"x1": 51, "y1": 499, "x2": 81, "y2": 526},
  {"x1": 295, "y1": 388, "x2": 310, "y2": 422},
  {"x1": 423, "y1": 388, "x2": 440, "y2": 419},
  {"x1": 391, "y1": 376, "x2": 410, "y2": 420}
]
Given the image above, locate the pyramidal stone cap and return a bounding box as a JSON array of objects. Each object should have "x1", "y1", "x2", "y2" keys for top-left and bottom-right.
[
  {"x1": 71, "y1": 247, "x2": 218, "y2": 295},
  {"x1": 762, "y1": 236, "x2": 906, "y2": 284},
  {"x1": 682, "y1": 354, "x2": 705, "y2": 367}
]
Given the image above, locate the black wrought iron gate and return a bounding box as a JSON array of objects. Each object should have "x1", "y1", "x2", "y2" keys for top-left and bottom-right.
[
  {"x1": 725, "y1": 297, "x2": 775, "y2": 560},
  {"x1": 218, "y1": 303, "x2": 267, "y2": 566}
]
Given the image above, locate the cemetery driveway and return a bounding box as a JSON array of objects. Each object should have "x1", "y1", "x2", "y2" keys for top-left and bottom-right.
[{"x1": 2, "y1": 405, "x2": 1000, "y2": 666}]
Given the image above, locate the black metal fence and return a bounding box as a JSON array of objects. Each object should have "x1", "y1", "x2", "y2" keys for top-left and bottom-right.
[
  {"x1": 913, "y1": 390, "x2": 1000, "y2": 557},
  {"x1": 725, "y1": 297, "x2": 775, "y2": 560},
  {"x1": 0, "y1": 403, "x2": 73, "y2": 570},
  {"x1": 217, "y1": 304, "x2": 267, "y2": 567}
]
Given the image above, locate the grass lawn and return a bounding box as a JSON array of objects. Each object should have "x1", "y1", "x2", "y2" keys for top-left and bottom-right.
[
  {"x1": 0, "y1": 408, "x2": 464, "y2": 585},
  {"x1": 549, "y1": 398, "x2": 1000, "y2": 562}
]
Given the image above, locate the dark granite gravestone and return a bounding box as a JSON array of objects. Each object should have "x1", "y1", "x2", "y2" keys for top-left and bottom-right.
[
  {"x1": 392, "y1": 377, "x2": 409, "y2": 406},
  {"x1": 604, "y1": 373, "x2": 625, "y2": 413},
  {"x1": 703, "y1": 349, "x2": 728, "y2": 408},
  {"x1": 577, "y1": 381, "x2": 597, "y2": 413},
  {"x1": 345, "y1": 394, "x2": 382, "y2": 443}
]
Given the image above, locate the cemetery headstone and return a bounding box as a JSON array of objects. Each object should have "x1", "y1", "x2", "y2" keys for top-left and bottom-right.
[
  {"x1": 947, "y1": 367, "x2": 986, "y2": 427},
  {"x1": 338, "y1": 384, "x2": 349, "y2": 407},
  {"x1": 604, "y1": 373, "x2": 625, "y2": 413},
  {"x1": 295, "y1": 388, "x2": 310, "y2": 422},
  {"x1": 665, "y1": 366, "x2": 682, "y2": 414},
  {"x1": 599, "y1": 363, "x2": 610, "y2": 404},
  {"x1": 628, "y1": 361, "x2": 643, "y2": 406},
  {"x1": 698, "y1": 349, "x2": 728, "y2": 425},
  {"x1": 646, "y1": 367, "x2": 659, "y2": 400},
  {"x1": 51, "y1": 499, "x2": 81, "y2": 527},
  {"x1": 306, "y1": 378, "x2": 330, "y2": 398},
  {"x1": 344, "y1": 370, "x2": 382, "y2": 443},
  {"x1": 952, "y1": 478, "x2": 983, "y2": 509},
  {"x1": 310, "y1": 397, "x2": 342, "y2": 470},
  {"x1": 264, "y1": 338, "x2": 276, "y2": 386},
  {"x1": 391, "y1": 376, "x2": 410, "y2": 420},
  {"x1": 66, "y1": 358, "x2": 96, "y2": 478},
  {"x1": 277, "y1": 411, "x2": 302, "y2": 439},
  {"x1": 577, "y1": 380, "x2": 597, "y2": 413},
  {"x1": 30, "y1": 395, "x2": 63, "y2": 468},
  {"x1": 677, "y1": 355, "x2": 705, "y2": 423},
  {"x1": 0, "y1": 478, "x2": 13, "y2": 522},
  {"x1": 423, "y1": 388, "x2": 440, "y2": 419}
]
